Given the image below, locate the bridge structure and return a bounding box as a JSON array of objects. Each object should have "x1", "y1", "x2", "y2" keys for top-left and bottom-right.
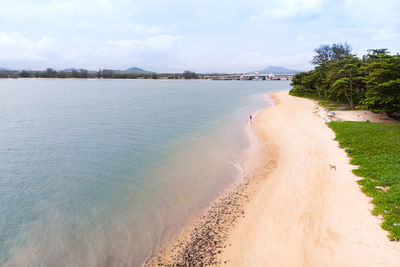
[{"x1": 204, "y1": 73, "x2": 294, "y2": 81}]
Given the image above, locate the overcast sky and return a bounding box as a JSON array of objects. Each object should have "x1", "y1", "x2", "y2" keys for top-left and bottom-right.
[{"x1": 0, "y1": 0, "x2": 399, "y2": 72}]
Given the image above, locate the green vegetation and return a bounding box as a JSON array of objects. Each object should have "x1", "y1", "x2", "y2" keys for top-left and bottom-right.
[
  {"x1": 290, "y1": 43, "x2": 400, "y2": 114},
  {"x1": 183, "y1": 70, "x2": 199, "y2": 79},
  {"x1": 318, "y1": 99, "x2": 352, "y2": 111},
  {"x1": 329, "y1": 121, "x2": 400, "y2": 240},
  {"x1": 294, "y1": 43, "x2": 400, "y2": 240},
  {"x1": 0, "y1": 68, "x2": 202, "y2": 80}
]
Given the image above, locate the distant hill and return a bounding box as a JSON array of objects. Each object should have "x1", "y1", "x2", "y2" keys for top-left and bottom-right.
[
  {"x1": 0, "y1": 67, "x2": 11, "y2": 71},
  {"x1": 250, "y1": 66, "x2": 302, "y2": 74},
  {"x1": 123, "y1": 67, "x2": 152, "y2": 73}
]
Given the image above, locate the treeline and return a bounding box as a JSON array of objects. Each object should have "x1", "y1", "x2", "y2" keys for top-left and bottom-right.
[
  {"x1": 290, "y1": 43, "x2": 400, "y2": 113},
  {"x1": 0, "y1": 69, "x2": 201, "y2": 79}
]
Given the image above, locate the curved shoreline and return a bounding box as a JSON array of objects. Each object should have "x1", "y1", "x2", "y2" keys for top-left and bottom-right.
[
  {"x1": 145, "y1": 94, "x2": 278, "y2": 265},
  {"x1": 218, "y1": 91, "x2": 400, "y2": 266},
  {"x1": 147, "y1": 90, "x2": 400, "y2": 266}
]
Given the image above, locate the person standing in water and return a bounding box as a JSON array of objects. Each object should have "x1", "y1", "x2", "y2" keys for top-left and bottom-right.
[{"x1": 249, "y1": 115, "x2": 253, "y2": 123}]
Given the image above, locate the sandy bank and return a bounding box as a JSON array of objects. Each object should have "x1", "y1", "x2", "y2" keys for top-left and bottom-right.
[
  {"x1": 218, "y1": 91, "x2": 400, "y2": 266},
  {"x1": 313, "y1": 106, "x2": 396, "y2": 124},
  {"x1": 147, "y1": 91, "x2": 400, "y2": 266}
]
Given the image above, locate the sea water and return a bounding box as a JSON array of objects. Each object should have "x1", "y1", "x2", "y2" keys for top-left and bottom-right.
[{"x1": 0, "y1": 79, "x2": 290, "y2": 266}]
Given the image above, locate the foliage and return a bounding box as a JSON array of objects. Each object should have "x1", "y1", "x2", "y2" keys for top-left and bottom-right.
[
  {"x1": 317, "y1": 99, "x2": 351, "y2": 110},
  {"x1": 291, "y1": 43, "x2": 400, "y2": 113},
  {"x1": 0, "y1": 71, "x2": 8, "y2": 78},
  {"x1": 359, "y1": 55, "x2": 400, "y2": 112},
  {"x1": 183, "y1": 70, "x2": 199, "y2": 79},
  {"x1": 329, "y1": 121, "x2": 400, "y2": 240},
  {"x1": 19, "y1": 70, "x2": 31, "y2": 78},
  {"x1": 0, "y1": 69, "x2": 201, "y2": 80},
  {"x1": 329, "y1": 56, "x2": 363, "y2": 109},
  {"x1": 289, "y1": 86, "x2": 319, "y2": 99},
  {"x1": 311, "y1": 42, "x2": 352, "y2": 66}
]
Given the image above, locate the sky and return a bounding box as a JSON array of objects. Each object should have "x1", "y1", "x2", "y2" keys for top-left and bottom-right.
[{"x1": 0, "y1": 0, "x2": 399, "y2": 73}]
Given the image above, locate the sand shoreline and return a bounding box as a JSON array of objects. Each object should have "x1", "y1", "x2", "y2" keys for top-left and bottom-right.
[
  {"x1": 219, "y1": 91, "x2": 400, "y2": 266},
  {"x1": 147, "y1": 90, "x2": 400, "y2": 266},
  {"x1": 145, "y1": 94, "x2": 276, "y2": 266}
]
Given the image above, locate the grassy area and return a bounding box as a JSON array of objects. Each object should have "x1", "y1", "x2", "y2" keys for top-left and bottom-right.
[{"x1": 328, "y1": 121, "x2": 400, "y2": 240}]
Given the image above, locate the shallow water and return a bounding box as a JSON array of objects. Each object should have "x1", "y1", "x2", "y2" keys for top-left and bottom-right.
[{"x1": 0, "y1": 79, "x2": 290, "y2": 266}]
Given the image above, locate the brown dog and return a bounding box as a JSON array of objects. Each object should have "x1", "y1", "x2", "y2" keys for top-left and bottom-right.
[{"x1": 329, "y1": 164, "x2": 336, "y2": 170}]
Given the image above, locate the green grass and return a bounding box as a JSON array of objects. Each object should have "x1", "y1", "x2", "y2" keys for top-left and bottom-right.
[{"x1": 328, "y1": 121, "x2": 400, "y2": 240}]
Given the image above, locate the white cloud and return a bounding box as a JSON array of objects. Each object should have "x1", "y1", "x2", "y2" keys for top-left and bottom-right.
[
  {"x1": 108, "y1": 35, "x2": 183, "y2": 50},
  {"x1": 0, "y1": 0, "x2": 399, "y2": 71},
  {"x1": 0, "y1": 31, "x2": 184, "y2": 70},
  {"x1": 0, "y1": 32, "x2": 55, "y2": 62},
  {"x1": 74, "y1": 22, "x2": 165, "y2": 35},
  {"x1": 48, "y1": 0, "x2": 114, "y2": 13},
  {"x1": 0, "y1": 0, "x2": 115, "y2": 20},
  {"x1": 228, "y1": 51, "x2": 313, "y2": 72},
  {"x1": 372, "y1": 28, "x2": 399, "y2": 41},
  {"x1": 74, "y1": 21, "x2": 90, "y2": 30},
  {"x1": 111, "y1": 23, "x2": 164, "y2": 35},
  {"x1": 343, "y1": 0, "x2": 400, "y2": 28},
  {"x1": 170, "y1": 50, "x2": 313, "y2": 73},
  {"x1": 250, "y1": 0, "x2": 323, "y2": 21}
]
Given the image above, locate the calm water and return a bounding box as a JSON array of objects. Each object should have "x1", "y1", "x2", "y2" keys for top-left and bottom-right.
[{"x1": 0, "y1": 79, "x2": 290, "y2": 266}]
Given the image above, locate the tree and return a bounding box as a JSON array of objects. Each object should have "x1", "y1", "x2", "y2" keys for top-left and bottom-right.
[
  {"x1": 183, "y1": 70, "x2": 198, "y2": 79},
  {"x1": 364, "y1": 49, "x2": 390, "y2": 60},
  {"x1": 362, "y1": 79, "x2": 400, "y2": 113},
  {"x1": 58, "y1": 71, "x2": 67, "y2": 78},
  {"x1": 290, "y1": 71, "x2": 319, "y2": 97},
  {"x1": 360, "y1": 55, "x2": 400, "y2": 112},
  {"x1": 101, "y1": 69, "x2": 114, "y2": 78},
  {"x1": 311, "y1": 63, "x2": 330, "y2": 99},
  {"x1": 19, "y1": 70, "x2": 31, "y2": 78},
  {"x1": 46, "y1": 68, "x2": 56, "y2": 78},
  {"x1": 311, "y1": 42, "x2": 352, "y2": 65},
  {"x1": 80, "y1": 69, "x2": 88, "y2": 78},
  {"x1": 71, "y1": 69, "x2": 80, "y2": 78},
  {"x1": 311, "y1": 44, "x2": 332, "y2": 65},
  {"x1": 0, "y1": 71, "x2": 8, "y2": 78},
  {"x1": 292, "y1": 44, "x2": 400, "y2": 113},
  {"x1": 329, "y1": 56, "x2": 362, "y2": 109},
  {"x1": 331, "y1": 43, "x2": 352, "y2": 60},
  {"x1": 96, "y1": 69, "x2": 102, "y2": 78}
]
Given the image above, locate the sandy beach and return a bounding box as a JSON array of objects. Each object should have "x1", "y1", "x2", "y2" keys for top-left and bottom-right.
[
  {"x1": 148, "y1": 90, "x2": 400, "y2": 266},
  {"x1": 219, "y1": 91, "x2": 400, "y2": 266}
]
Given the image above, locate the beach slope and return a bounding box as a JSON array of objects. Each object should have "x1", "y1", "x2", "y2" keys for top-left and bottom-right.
[{"x1": 219, "y1": 91, "x2": 400, "y2": 266}]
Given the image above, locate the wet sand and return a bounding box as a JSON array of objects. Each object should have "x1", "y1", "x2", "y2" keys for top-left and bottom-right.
[
  {"x1": 145, "y1": 100, "x2": 278, "y2": 265},
  {"x1": 147, "y1": 91, "x2": 400, "y2": 266}
]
